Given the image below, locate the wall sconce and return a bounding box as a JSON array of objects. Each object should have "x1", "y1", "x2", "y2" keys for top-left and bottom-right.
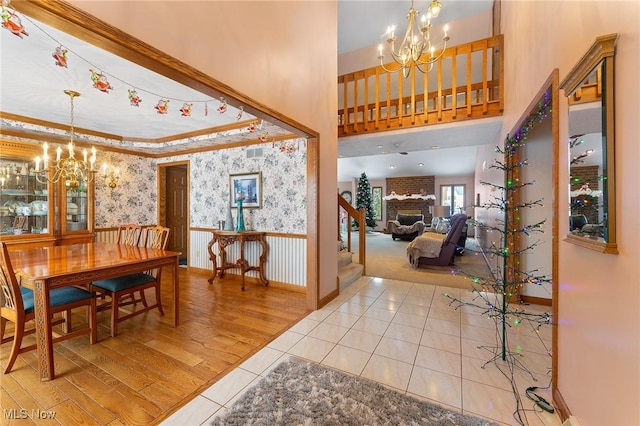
[{"x1": 102, "y1": 164, "x2": 120, "y2": 189}]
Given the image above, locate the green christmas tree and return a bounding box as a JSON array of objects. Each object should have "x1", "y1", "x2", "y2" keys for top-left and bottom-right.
[{"x1": 355, "y1": 172, "x2": 377, "y2": 228}]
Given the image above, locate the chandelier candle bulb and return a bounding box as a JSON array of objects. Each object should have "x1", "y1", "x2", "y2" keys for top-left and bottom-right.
[
  {"x1": 34, "y1": 90, "x2": 99, "y2": 187},
  {"x1": 378, "y1": 0, "x2": 450, "y2": 77}
]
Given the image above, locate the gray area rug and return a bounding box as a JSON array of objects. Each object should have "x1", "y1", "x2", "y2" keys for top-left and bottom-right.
[{"x1": 211, "y1": 358, "x2": 497, "y2": 425}]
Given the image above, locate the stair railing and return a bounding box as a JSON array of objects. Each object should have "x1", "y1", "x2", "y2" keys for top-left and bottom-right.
[{"x1": 338, "y1": 194, "x2": 366, "y2": 275}]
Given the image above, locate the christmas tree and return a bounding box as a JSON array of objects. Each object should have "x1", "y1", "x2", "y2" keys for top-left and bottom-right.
[
  {"x1": 444, "y1": 90, "x2": 553, "y2": 424},
  {"x1": 355, "y1": 172, "x2": 377, "y2": 228}
]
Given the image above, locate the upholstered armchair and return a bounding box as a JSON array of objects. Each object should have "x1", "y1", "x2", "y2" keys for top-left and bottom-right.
[
  {"x1": 407, "y1": 213, "x2": 468, "y2": 267},
  {"x1": 388, "y1": 213, "x2": 426, "y2": 241}
]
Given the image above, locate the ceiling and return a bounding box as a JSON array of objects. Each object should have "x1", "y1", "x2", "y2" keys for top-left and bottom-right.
[
  {"x1": 338, "y1": 0, "x2": 493, "y2": 55},
  {"x1": 1, "y1": 1, "x2": 499, "y2": 177},
  {"x1": 0, "y1": 6, "x2": 295, "y2": 156}
]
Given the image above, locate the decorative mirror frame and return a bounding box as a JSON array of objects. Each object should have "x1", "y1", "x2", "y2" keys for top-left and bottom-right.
[{"x1": 560, "y1": 34, "x2": 618, "y2": 254}]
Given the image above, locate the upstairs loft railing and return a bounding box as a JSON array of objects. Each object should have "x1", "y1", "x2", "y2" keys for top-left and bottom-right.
[
  {"x1": 568, "y1": 65, "x2": 601, "y2": 106},
  {"x1": 338, "y1": 35, "x2": 504, "y2": 137}
]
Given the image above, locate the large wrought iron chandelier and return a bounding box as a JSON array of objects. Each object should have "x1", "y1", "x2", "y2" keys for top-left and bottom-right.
[
  {"x1": 34, "y1": 90, "x2": 98, "y2": 189},
  {"x1": 377, "y1": 0, "x2": 450, "y2": 78}
]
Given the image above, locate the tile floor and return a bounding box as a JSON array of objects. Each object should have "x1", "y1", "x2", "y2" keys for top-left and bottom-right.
[{"x1": 161, "y1": 276, "x2": 562, "y2": 426}]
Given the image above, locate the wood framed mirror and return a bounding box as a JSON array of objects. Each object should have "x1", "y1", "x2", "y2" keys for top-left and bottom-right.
[{"x1": 560, "y1": 34, "x2": 618, "y2": 254}]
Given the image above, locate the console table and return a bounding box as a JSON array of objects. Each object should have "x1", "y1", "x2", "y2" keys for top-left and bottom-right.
[{"x1": 207, "y1": 230, "x2": 269, "y2": 290}]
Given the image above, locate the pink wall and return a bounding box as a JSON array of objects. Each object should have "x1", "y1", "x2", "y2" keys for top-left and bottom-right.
[
  {"x1": 71, "y1": 1, "x2": 339, "y2": 304},
  {"x1": 500, "y1": 2, "x2": 639, "y2": 424}
]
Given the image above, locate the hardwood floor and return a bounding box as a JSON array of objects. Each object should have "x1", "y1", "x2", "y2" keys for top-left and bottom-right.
[{"x1": 0, "y1": 268, "x2": 309, "y2": 425}]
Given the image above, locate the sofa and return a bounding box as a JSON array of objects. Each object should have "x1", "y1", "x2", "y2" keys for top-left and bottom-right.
[{"x1": 387, "y1": 213, "x2": 426, "y2": 241}]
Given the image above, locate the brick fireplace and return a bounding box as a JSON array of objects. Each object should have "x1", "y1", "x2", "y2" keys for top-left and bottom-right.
[{"x1": 385, "y1": 176, "x2": 435, "y2": 228}]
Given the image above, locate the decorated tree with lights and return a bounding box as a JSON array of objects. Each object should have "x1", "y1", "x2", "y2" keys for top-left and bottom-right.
[
  {"x1": 355, "y1": 172, "x2": 377, "y2": 228},
  {"x1": 444, "y1": 90, "x2": 554, "y2": 424}
]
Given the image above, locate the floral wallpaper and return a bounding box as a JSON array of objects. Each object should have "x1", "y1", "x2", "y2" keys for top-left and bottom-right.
[
  {"x1": 96, "y1": 139, "x2": 307, "y2": 234},
  {"x1": 95, "y1": 152, "x2": 157, "y2": 227}
]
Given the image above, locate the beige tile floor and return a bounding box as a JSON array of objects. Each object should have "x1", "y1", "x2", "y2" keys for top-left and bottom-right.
[{"x1": 161, "y1": 276, "x2": 562, "y2": 426}]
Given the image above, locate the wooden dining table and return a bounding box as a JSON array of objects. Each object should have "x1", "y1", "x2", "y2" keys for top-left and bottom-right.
[{"x1": 9, "y1": 242, "x2": 181, "y2": 381}]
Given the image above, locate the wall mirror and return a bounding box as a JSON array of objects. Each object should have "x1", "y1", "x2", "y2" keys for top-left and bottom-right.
[{"x1": 560, "y1": 34, "x2": 618, "y2": 253}]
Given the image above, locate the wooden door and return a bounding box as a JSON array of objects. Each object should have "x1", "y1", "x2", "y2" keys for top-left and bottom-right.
[{"x1": 166, "y1": 166, "x2": 187, "y2": 263}]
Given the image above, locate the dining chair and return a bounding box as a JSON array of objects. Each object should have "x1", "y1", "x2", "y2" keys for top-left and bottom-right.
[
  {"x1": 113, "y1": 223, "x2": 143, "y2": 306},
  {"x1": 91, "y1": 225, "x2": 170, "y2": 337},
  {"x1": 116, "y1": 223, "x2": 142, "y2": 246},
  {"x1": 0, "y1": 242, "x2": 97, "y2": 374}
]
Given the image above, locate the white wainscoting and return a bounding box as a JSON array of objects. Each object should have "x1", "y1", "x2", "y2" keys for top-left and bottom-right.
[
  {"x1": 190, "y1": 230, "x2": 307, "y2": 287},
  {"x1": 95, "y1": 228, "x2": 307, "y2": 287},
  {"x1": 96, "y1": 228, "x2": 118, "y2": 243}
]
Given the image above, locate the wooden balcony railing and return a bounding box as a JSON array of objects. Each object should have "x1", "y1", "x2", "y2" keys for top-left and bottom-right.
[{"x1": 338, "y1": 35, "x2": 504, "y2": 137}]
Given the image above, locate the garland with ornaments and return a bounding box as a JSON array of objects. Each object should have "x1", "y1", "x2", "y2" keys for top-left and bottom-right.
[{"x1": 1, "y1": 1, "x2": 307, "y2": 152}]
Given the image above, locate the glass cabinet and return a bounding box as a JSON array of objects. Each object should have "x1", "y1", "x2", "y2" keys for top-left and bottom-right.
[
  {"x1": 0, "y1": 161, "x2": 52, "y2": 238},
  {"x1": 59, "y1": 180, "x2": 94, "y2": 242},
  {"x1": 0, "y1": 141, "x2": 95, "y2": 247}
]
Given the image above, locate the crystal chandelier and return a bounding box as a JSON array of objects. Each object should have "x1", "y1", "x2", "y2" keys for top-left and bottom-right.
[
  {"x1": 377, "y1": 0, "x2": 450, "y2": 78},
  {"x1": 34, "y1": 90, "x2": 98, "y2": 189}
]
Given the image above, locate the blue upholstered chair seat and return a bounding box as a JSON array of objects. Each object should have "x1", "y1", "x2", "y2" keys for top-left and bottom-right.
[
  {"x1": 92, "y1": 273, "x2": 155, "y2": 293},
  {"x1": 20, "y1": 286, "x2": 95, "y2": 315}
]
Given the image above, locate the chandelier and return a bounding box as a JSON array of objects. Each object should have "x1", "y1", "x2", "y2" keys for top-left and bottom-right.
[
  {"x1": 102, "y1": 164, "x2": 120, "y2": 189},
  {"x1": 34, "y1": 90, "x2": 98, "y2": 189},
  {"x1": 377, "y1": 0, "x2": 450, "y2": 78}
]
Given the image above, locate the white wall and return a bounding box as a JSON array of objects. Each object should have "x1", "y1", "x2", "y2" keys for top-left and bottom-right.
[
  {"x1": 500, "y1": 2, "x2": 640, "y2": 425},
  {"x1": 474, "y1": 143, "x2": 504, "y2": 251},
  {"x1": 519, "y1": 118, "x2": 553, "y2": 299}
]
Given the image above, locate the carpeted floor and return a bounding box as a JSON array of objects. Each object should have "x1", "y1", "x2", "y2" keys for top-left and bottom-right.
[
  {"x1": 351, "y1": 232, "x2": 495, "y2": 290},
  {"x1": 210, "y1": 357, "x2": 498, "y2": 425}
]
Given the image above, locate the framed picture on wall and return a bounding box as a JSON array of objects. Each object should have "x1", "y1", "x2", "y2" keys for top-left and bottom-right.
[{"x1": 230, "y1": 172, "x2": 262, "y2": 208}]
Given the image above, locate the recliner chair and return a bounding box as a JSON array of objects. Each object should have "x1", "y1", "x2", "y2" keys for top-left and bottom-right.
[
  {"x1": 409, "y1": 213, "x2": 468, "y2": 267},
  {"x1": 388, "y1": 213, "x2": 426, "y2": 241}
]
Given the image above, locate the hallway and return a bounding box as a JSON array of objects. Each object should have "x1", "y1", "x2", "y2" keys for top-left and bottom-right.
[{"x1": 163, "y1": 276, "x2": 559, "y2": 426}]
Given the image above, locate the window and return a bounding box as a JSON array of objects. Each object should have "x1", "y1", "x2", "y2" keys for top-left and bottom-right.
[
  {"x1": 440, "y1": 184, "x2": 466, "y2": 215},
  {"x1": 372, "y1": 187, "x2": 382, "y2": 221}
]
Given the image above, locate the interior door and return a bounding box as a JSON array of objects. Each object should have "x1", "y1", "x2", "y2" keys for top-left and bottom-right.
[{"x1": 166, "y1": 166, "x2": 187, "y2": 263}]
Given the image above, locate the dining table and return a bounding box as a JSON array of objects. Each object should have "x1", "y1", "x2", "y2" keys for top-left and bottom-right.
[{"x1": 9, "y1": 242, "x2": 181, "y2": 381}]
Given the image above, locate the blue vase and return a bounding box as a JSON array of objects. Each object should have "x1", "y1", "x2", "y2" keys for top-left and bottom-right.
[{"x1": 235, "y1": 199, "x2": 245, "y2": 232}]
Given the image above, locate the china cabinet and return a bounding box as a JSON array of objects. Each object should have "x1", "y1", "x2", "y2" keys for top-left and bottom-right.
[{"x1": 0, "y1": 141, "x2": 95, "y2": 248}]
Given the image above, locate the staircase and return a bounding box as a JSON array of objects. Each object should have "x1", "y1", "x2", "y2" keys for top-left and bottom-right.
[
  {"x1": 337, "y1": 194, "x2": 366, "y2": 290},
  {"x1": 338, "y1": 245, "x2": 364, "y2": 290}
]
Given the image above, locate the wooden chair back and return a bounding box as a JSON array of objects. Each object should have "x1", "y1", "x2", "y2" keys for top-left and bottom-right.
[
  {"x1": 141, "y1": 225, "x2": 170, "y2": 250},
  {"x1": 1, "y1": 242, "x2": 97, "y2": 374},
  {"x1": 0, "y1": 242, "x2": 24, "y2": 324},
  {"x1": 116, "y1": 224, "x2": 142, "y2": 246}
]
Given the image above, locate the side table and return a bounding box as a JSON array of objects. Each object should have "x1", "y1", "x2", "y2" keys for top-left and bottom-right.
[{"x1": 207, "y1": 230, "x2": 269, "y2": 290}]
